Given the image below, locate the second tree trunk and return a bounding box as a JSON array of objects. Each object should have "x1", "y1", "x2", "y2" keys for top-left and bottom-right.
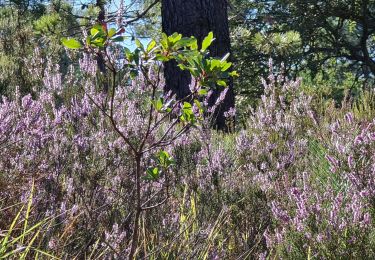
[{"x1": 162, "y1": 0, "x2": 235, "y2": 131}]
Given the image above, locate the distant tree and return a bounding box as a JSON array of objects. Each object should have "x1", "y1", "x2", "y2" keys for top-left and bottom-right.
[
  {"x1": 0, "y1": 0, "x2": 79, "y2": 95},
  {"x1": 230, "y1": 0, "x2": 375, "y2": 106},
  {"x1": 273, "y1": 0, "x2": 375, "y2": 77},
  {"x1": 0, "y1": 0, "x2": 45, "y2": 95},
  {"x1": 162, "y1": 0, "x2": 235, "y2": 131}
]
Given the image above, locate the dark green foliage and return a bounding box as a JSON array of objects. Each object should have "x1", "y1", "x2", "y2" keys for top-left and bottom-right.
[
  {"x1": 230, "y1": 0, "x2": 375, "y2": 114},
  {"x1": 0, "y1": 0, "x2": 79, "y2": 96}
]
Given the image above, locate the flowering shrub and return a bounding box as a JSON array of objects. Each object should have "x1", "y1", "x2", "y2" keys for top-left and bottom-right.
[
  {"x1": 1, "y1": 28, "x2": 375, "y2": 259},
  {"x1": 1, "y1": 25, "x2": 237, "y2": 258},
  {"x1": 235, "y1": 62, "x2": 375, "y2": 258}
]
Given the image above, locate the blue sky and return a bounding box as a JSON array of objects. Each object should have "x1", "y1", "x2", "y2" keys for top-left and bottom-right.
[{"x1": 76, "y1": 0, "x2": 150, "y2": 49}]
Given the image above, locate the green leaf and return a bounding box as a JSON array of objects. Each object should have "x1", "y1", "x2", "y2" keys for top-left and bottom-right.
[
  {"x1": 229, "y1": 71, "x2": 239, "y2": 77},
  {"x1": 180, "y1": 101, "x2": 197, "y2": 124},
  {"x1": 190, "y1": 37, "x2": 198, "y2": 50},
  {"x1": 111, "y1": 36, "x2": 125, "y2": 42},
  {"x1": 145, "y1": 167, "x2": 160, "y2": 181},
  {"x1": 176, "y1": 37, "x2": 196, "y2": 48},
  {"x1": 161, "y1": 33, "x2": 169, "y2": 49},
  {"x1": 135, "y1": 39, "x2": 144, "y2": 50},
  {"x1": 168, "y1": 32, "x2": 182, "y2": 44},
  {"x1": 155, "y1": 54, "x2": 170, "y2": 62},
  {"x1": 153, "y1": 98, "x2": 163, "y2": 111},
  {"x1": 147, "y1": 40, "x2": 157, "y2": 52},
  {"x1": 178, "y1": 64, "x2": 188, "y2": 70},
  {"x1": 210, "y1": 59, "x2": 221, "y2": 70},
  {"x1": 194, "y1": 99, "x2": 202, "y2": 110},
  {"x1": 221, "y1": 62, "x2": 232, "y2": 72},
  {"x1": 157, "y1": 150, "x2": 173, "y2": 167},
  {"x1": 217, "y1": 80, "x2": 227, "y2": 87},
  {"x1": 108, "y1": 28, "x2": 116, "y2": 38},
  {"x1": 90, "y1": 24, "x2": 105, "y2": 39},
  {"x1": 183, "y1": 102, "x2": 192, "y2": 109},
  {"x1": 61, "y1": 38, "x2": 82, "y2": 49},
  {"x1": 91, "y1": 37, "x2": 105, "y2": 48},
  {"x1": 124, "y1": 47, "x2": 132, "y2": 60},
  {"x1": 198, "y1": 89, "x2": 208, "y2": 96},
  {"x1": 90, "y1": 27, "x2": 100, "y2": 37},
  {"x1": 201, "y1": 32, "x2": 214, "y2": 51}
]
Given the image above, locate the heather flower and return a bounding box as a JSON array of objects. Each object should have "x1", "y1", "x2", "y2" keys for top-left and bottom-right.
[
  {"x1": 326, "y1": 155, "x2": 339, "y2": 172},
  {"x1": 224, "y1": 107, "x2": 236, "y2": 118}
]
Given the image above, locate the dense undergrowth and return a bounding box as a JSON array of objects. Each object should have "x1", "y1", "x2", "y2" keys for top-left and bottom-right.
[{"x1": 1, "y1": 36, "x2": 375, "y2": 259}]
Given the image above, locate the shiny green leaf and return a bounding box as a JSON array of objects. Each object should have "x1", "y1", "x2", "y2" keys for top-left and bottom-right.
[
  {"x1": 61, "y1": 38, "x2": 82, "y2": 49},
  {"x1": 201, "y1": 32, "x2": 214, "y2": 51}
]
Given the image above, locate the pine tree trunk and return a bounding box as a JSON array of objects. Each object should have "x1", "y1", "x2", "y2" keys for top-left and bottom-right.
[
  {"x1": 161, "y1": 0, "x2": 235, "y2": 131},
  {"x1": 96, "y1": 0, "x2": 108, "y2": 92}
]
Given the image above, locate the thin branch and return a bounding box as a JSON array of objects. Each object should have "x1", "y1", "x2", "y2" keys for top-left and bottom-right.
[
  {"x1": 141, "y1": 196, "x2": 168, "y2": 211},
  {"x1": 108, "y1": 0, "x2": 160, "y2": 25}
]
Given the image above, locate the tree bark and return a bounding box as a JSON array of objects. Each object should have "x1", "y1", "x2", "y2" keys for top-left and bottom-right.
[
  {"x1": 96, "y1": 0, "x2": 108, "y2": 92},
  {"x1": 161, "y1": 0, "x2": 235, "y2": 131}
]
